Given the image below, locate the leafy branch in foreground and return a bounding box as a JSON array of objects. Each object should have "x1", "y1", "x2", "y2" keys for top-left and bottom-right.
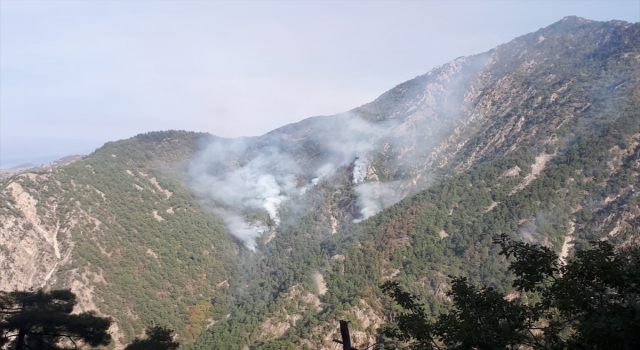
[{"x1": 381, "y1": 234, "x2": 640, "y2": 350}]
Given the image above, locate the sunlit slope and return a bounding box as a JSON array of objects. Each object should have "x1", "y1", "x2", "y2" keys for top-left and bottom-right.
[
  {"x1": 0, "y1": 131, "x2": 238, "y2": 346},
  {"x1": 186, "y1": 17, "x2": 640, "y2": 349},
  {"x1": 188, "y1": 17, "x2": 640, "y2": 251},
  {"x1": 0, "y1": 16, "x2": 639, "y2": 350}
]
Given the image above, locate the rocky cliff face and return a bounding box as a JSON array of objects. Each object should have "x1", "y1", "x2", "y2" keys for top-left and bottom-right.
[
  {"x1": 0, "y1": 155, "x2": 85, "y2": 290},
  {"x1": 0, "y1": 17, "x2": 638, "y2": 349},
  {"x1": 0, "y1": 173, "x2": 72, "y2": 290}
]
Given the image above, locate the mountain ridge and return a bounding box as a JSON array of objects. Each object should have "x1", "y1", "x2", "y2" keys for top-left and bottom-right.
[{"x1": 1, "y1": 16, "x2": 639, "y2": 349}]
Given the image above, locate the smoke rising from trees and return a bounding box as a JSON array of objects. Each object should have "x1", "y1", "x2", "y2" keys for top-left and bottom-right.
[
  {"x1": 187, "y1": 54, "x2": 485, "y2": 249},
  {"x1": 188, "y1": 113, "x2": 403, "y2": 249}
]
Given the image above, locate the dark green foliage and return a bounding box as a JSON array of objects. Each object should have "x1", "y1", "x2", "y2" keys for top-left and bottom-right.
[
  {"x1": 124, "y1": 325, "x2": 179, "y2": 350},
  {"x1": 90, "y1": 18, "x2": 640, "y2": 349},
  {"x1": 381, "y1": 235, "x2": 640, "y2": 349},
  {"x1": 42, "y1": 131, "x2": 239, "y2": 343},
  {"x1": 0, "y1": 289, "x2": 112, "y2": 350},
  {"x1": 190, "y1": 81, "x2": 640, "y2": 348},
  {"x1": 548, "y1": 241, "x2": 640, "y2": 349},
  {"x1": 494, "y1": 234, "x2": 559, "y2": 293}
]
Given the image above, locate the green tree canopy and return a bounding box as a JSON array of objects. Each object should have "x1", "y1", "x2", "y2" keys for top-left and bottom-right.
[{"x1": 381, "y1": 234, "x2": 640, "y2": 350}]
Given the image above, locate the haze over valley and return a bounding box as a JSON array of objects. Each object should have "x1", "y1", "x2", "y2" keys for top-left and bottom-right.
[{"x1": 1, "y1": 5, "x2": 639, "y2": 349}]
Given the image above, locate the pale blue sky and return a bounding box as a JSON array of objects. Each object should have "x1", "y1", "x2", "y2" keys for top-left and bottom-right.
[{"x1": 1, "y1": 1, "x2": 639, "y2": 167}]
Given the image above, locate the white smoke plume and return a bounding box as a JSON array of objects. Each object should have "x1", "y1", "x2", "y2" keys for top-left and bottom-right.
[
  {"x1": 188, "y1": 138, "x2": 301, "y2": 247},
  {"x1": 352, "y1": 157, "x2": 368, "y2": 183},
  {"x1": 214, "y1": 208, "x2": 266, "y2": 251},
  {"x1": 187, "y1": 54, "x2": 491, "y2": 248},
  {"x1": 188, "y1": 113, "x2": 402, "y2": 249},
  {"x1": 353, "y1": 181, "x2": 404, "y2": 222}
]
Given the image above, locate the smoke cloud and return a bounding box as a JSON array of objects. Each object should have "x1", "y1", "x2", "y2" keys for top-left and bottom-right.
[
  {"x1": 352, "y1": 157, "x2": 368, "y2": 184},
  {"x1": 353, "y1": 181, "x2": 404, "y2": 222},
  {"x1": 214, "y1": 208, "x2": 266, "y2": 251},
  {"x1": 188, "y1": 113, "x2": 401, "y2": 249},
  {"x1": 187, "y1": 56, "x2": 485, "y2": 249},
  {"x1": 188, "y1": 138, "x2": 301, "y2": 249}
]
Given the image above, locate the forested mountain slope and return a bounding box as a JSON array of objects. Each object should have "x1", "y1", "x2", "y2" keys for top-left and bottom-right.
[
  {"x1": 187, "y1": 16, "x2": 640, "y2": 349},
  {"x1": 0, "y1": 16, "x2": 638, "y2": 349},
  {"x1": 0, "y1": 131, "x2": 239, "y2": 347}
]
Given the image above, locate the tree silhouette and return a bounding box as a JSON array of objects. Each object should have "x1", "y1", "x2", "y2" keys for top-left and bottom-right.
[
  {"x1": 381, "y1": 235, "x2": 640, "y2": 349},
  {"x1": 124, "y1": 325, "x2": 179, "y2": 350},
  {"x1": 0, "y1": 289, "x2": 111, "y2": 350}
]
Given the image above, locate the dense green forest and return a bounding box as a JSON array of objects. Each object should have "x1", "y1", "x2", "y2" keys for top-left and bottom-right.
[
  {"x1": 0, "y1": 131, "x2": 241, "y2": 346},
  {"x1": 188, "y1": 110, "x2": 640, "y2": 348},
  {"x1": 186, "y1": 19, "x2": 640, "y2": 346},
  {"x1": 381, "y1": 235, "x2": 640, "y2": 349}
]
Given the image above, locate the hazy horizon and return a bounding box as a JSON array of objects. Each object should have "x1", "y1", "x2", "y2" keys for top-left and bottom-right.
[{"x1": 2, "y1": 1, "x2": 639, "y2": 168}]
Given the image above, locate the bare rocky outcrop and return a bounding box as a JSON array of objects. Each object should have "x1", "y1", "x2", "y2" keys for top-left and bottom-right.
[
  {"x1": 0, "y1": 171, "x2": 127, "y2": 346},
  {"x1": 510, "y1": 153, "x2": 554, "y2": 195},
  {"x1": 149, "y1": 177, "x2": 173, "y2": 199},
  {"x1": 258, "y1": 314, "x2": 302, "y2": 341},
  {"x1": 257, "y1": 284, "x2": 323, "y2": 341},
  {"x1": 299, "y1": 299, "x2": 385, "y2": 350},
  {"x1": 559, "y1": 222, "x2": 575, "y2": 266},
  {"x1": 0, "y1": 175, "x2": 72, "y2": 290}
]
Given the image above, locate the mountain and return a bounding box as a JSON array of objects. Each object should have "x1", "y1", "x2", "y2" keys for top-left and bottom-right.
[
  {"x1": 0, "y1": 155, "x2": 83, "y2": 181},
  {"x1": 1, "y1": 16, "x2": 639, "y2": 349}
]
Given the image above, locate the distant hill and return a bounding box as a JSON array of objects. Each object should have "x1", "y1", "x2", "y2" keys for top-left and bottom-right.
[
  {"x1": 0, "y1": 155, "x2": 84, "y2": 180},
  {"x1": 1, "y1": 17, "x2": 639, "y2": 349},
  {"x1": 11, "y1": 163, "x2": 36, "y2": 169}
]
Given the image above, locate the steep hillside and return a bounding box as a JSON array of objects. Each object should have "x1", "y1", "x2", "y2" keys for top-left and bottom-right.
[
  {"x1": 187, "y1": 17, "x2": 639, "y2": 251},
  {"x1": 0, "y1": 16, "x2": 638, "y2": 350},
  {"x1": 0, "y1": 131, "x2": 238, "y2": 347},
  {"x1": 185, "y1": 17, "x2": 640, "y2": 349}
]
